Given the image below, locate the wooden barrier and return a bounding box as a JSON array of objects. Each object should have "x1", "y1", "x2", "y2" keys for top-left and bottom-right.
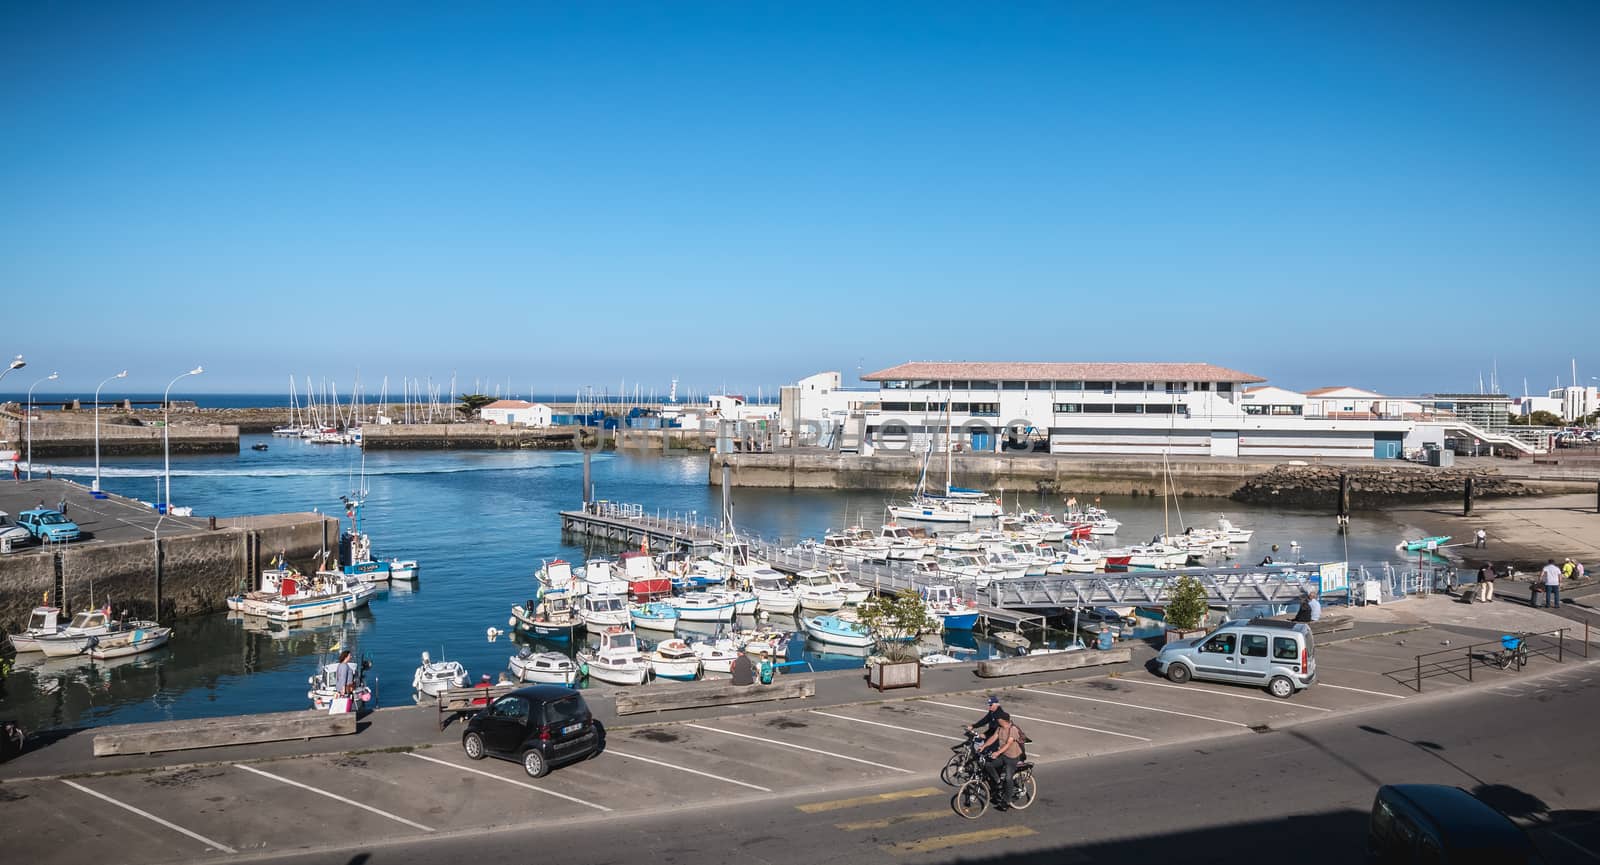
[
  {"x1": 93, "y1": 709, "x2": 357, "y2": 757},
  {"x1": 436, "y1": 684, "x2": 518, "y2": 730},
  {"x1": 976, "y1": 648, "x2": 1131, "y2": 679},
  {"x1": 614, "y1": 679, "x2": 816, "y2": 715}
]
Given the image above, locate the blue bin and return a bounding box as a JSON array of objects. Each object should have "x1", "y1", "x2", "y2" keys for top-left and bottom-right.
[{"x1": 1097, "y1": 629, "x2": 1114, "y2": 651}]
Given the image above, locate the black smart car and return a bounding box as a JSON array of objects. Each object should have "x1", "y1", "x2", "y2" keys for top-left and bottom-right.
[{"x1": 461, "y1": 685, "x2": 602, "y2": 777}]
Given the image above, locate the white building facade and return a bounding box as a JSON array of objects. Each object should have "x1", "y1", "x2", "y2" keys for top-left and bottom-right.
[
  {"x1": 479, "y1": 400, "x2": 552, "y2": 428},
  {"x1": 1551, "y1": 386, "x2": 1598, "y2": 422}
]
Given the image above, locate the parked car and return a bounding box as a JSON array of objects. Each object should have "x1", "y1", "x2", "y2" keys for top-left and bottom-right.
[
  {"x1": 1154, "y1": 618, "x2": 1316, "y2": 698},
  {"x1": 1367, "y1": 784, "x2": 1542, "y2": 864},
  {"x1": 17, "y1": 509, "x2": 80, "y2": 543},
  {"x1": 0, "y1": 511, "x2": 31, "y2": 550},
  {"x1": 461, "y1": 685, "x2": 602, "y2": 777}
]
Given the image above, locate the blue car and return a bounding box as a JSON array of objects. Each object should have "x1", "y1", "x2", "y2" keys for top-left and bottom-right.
[{"x1": 18, "y1": 509, "x2": 80, "y2": 543}]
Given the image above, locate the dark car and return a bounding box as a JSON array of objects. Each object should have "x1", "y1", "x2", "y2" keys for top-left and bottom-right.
[
  {"x1": 461, "y1": 685, "x2": 602, "y2": 777},
  {"x1": 1368, "y1": 784, "x2": 1543, "y2": 864}
]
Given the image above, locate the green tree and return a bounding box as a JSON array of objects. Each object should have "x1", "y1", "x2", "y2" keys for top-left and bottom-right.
[
  {"x1": 1528, "y1": 410, "x2": 1563, "y2": 427},
  {"x1": 1164, "y1": 575, "x2": 1210, "y2": 631},
  {"x1": 456, "y1": 393, "x2": 496, "y2": 417},
  {"x1": 854, "y1": 589, "x2": 930, "y2": 661}
]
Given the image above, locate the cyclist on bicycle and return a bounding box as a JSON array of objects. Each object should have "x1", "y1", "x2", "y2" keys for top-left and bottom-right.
[
  {"x1": 965, "y1": 695, "x2": 1005, "y2": 741},
  {"x1": 980, "y1": 713, "x2": 1025, "y2": 810}
]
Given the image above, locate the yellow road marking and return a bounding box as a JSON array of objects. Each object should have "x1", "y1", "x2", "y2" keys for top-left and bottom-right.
[
  {"x1": 836, "y1": 809, "x2": 951, "y2": 831},
  {"x1": 885, "y1": 825, "x2": 1037, "y2": 854},
  {"x1": 796, "y1": 787, "x2": 943, "y2": 813}
]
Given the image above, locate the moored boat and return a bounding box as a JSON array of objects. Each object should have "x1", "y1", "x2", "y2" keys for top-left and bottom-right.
[
  {"x1": 510, "y1": 594, "x2": 583, "y2": 641},
  {"x1": 575, "y1": 593, "x2": 631, "y2": 628},
  {"x1": 6, "y1": 605, "x2": 63, "y2": 653},
  {"x1": 87, "y1": 623, "x2": 170, "y2": 660},
  {"x1": 508, "y1": 648, "x2": 580, "y2": 685},
  {"x1": 799, "y1": 614, "x2": 874, "y2": 648},
  {"x1": 647, "y1": 639, "x2": 703, "y2": 681},
  {"x1": 36, "y1": 608, "x2": 120, "y2": 657},
  {"x1": 412, "y1": 651, "x2": 468, "y2": 697},
  {"x1": 668, "y1": 591, "x2": 738, "y2": 623},
  {"x1": 628, "y1": 600, "x2": 680, "y2": 631},
  {"x1": 578, "y1": 628, "x2": 651, "y2": 686}
]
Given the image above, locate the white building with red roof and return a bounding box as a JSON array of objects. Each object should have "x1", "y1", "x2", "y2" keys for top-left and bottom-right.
[{"x1": 478, "y1": 400, "x2": 552, "y2": 428}]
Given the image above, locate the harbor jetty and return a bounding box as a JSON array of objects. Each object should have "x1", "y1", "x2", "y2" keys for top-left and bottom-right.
[{"x1": 1, "y1": 406, "x2": 237, "y2": 457}]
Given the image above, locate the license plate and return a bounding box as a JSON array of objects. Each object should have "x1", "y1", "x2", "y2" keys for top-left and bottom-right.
[{"x1": 562, "y1": 723, "x2": 582, "y2": 735}]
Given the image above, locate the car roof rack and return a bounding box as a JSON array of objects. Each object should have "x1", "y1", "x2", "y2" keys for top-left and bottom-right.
[{"x1": 1246, "y1": 617, "x2": 1303, "y2": 630}]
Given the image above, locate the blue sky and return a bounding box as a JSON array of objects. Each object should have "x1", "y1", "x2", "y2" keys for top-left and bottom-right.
[{"x1": 2, "y1": 2, "x2": 1595, "y2": 397}]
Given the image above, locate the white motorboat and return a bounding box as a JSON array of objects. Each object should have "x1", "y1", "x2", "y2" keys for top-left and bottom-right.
[
  {"x1": 688, "y1": 637, "x2": 743, "y2": 673},
  {"x1": 748, "y1": 573, "x2": 799, "y2": 615},
  {"x1": 815, "y1": 565, "x2": 872, "y2": 605},
  {"x1": 575, "y1": 593, "x2": 631, "y2": 628},
  {"x1": 35, "y1": 609, "x2": 119, "y2": 657},
  {"x1": 577, "y1": 559, "x2": 630, "y2": 597},
  {"x1": 628, "y1": 600, "x2": 680, "y2": 631},
  {"x1": 510, "y1": 594, "x2": 583, "y2": 642},
  {"x1": 1217, "y1": 517, "x2": 1254, "y2": 543},
  {"x1": 648, "y1": 638, "x2": 703, "y2": 681},
  {"x1": 536, "y1": 558, "x2": 581, "y2": 597},
  {"x1": 7, "y1": 605, "x2": 63, "y2": 653},
  {"x1": 412, "y1": 651, "x2": 468, "y2": 697},
  {"x1": 87, "y1": 622, "x2": 169, "y2": 660},
  {"x1": 578, "y1": 628, "x2": 651, "y2": 686},
  {"x1": 791, "y1": 571, "x2": 847, "y2": 611},
  {"x1": 308, "y1": 654, "x2": 373, "y2": 711},
  {"x1": 800, "y1": 614, "x2": 875, "y2": 649},
  {"x1": 385, "y1": 557, "x2": 420, "y2": 581},
  {"x1": 668, "y1": 591, "x2": 739, "y2": 622},
  {"x1": 242, "y1": 571, "x2": 376, "y2": 622},
  {"x1": 508, "y1": 648, "x2": 580, "y2": 685},
  {"x1": 736, "y1": 629, "x2": 791, "y2": 659},
  {"x1": 617, "y1": 550, "x2": 671, "y2": 599}
]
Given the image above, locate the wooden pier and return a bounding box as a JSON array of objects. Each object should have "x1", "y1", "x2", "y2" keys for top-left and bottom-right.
[{"x1": 560, "y1": 502, "x2": 722, "y2": 553}]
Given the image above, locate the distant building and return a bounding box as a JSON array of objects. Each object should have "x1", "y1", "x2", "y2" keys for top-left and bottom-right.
[
  {"x1": 1303, "y1": 387, "x2": 1423, "y2": 419},
  {"x1": 1514, "y1": 395, "x2": 1564, "y2": 418},
  {"x1": 1239, "y1": 386, "x2": 1306, "y2": 416},
  {"x1": 779, "y1": 371, "x2": 879, "y2": 445},
  {"x1": 479, "y1": 400, "x2": 552, "y2": 428},
  {"x1": 1549, "y1": 386, "x2": 1598, "y2": 422}
]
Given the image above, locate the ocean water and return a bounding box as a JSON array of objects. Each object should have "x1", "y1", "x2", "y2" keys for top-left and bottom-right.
[{"x1": 1, "y1": 437, "x2": 1422, "y2": 732}]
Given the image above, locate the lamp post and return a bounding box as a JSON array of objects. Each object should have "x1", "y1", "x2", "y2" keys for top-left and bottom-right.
[
  {"x1": 26, "y1": 371, "x2": 59, "y2": 480},
  {"x1": 93, "y1": 370, "x2": 129, "y2": 492},
  {"x1": 162, "y1": 366, "x2": 204, "y2": 512}
]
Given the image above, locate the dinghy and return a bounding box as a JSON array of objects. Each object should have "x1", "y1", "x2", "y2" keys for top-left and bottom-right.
[{"x1": 412, "y1": 651, "x2": 468, "y2": 697}]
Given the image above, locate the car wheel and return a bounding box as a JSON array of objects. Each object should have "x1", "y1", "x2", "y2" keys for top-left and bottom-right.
[
  {"x1": 523, "y1": 749, "x2": 550, "y2": 778},
  {"x1": 463, "y1": 732, "x2": 486, "y2": 760},
  {"x1": 1267, "y1": 676, "x2": 1294, "y2": 699},
  {"x1": 1165, "y1": 663, "x2": 1192, "y2": 684}
]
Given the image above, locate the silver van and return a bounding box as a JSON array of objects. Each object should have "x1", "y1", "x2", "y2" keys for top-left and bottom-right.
[{"x1": 1154, "y1": 618, "x2": 1316, "y2": 698}]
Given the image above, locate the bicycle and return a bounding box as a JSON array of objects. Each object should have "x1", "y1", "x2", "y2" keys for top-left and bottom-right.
[
  {"x1": 1491, "y1": 634, "x2": 1529, "y2": 671},
  {"x1": 952, "y1": 757, "x2": 1037, "y2": 819},
  {"x1": 941, "y1": 729, "x2": 986, "y2": 786}
]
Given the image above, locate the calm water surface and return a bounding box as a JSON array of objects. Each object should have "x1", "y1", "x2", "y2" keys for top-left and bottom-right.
[{"x1": 2, "y1": 437, "x2": 1424, "y2": 731}]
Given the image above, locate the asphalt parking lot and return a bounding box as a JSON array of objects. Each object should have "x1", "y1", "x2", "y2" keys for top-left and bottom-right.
[
  {"x1": 4, "y1": 625, "x2": 1592, "y2": 865},
  {"x1": 0, "y1": 478, "x2": 211, "y2": 546}
]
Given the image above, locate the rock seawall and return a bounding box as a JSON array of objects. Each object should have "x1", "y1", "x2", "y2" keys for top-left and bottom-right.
[{"x1": 1232, "y1": 465, "x2": 1539, "y2": 509}]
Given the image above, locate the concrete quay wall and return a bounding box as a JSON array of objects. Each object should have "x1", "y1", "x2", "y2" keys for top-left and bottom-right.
[
  {"x1": 0, "y1": 514, "x2": 339, "y2": 632},
  {"x1": 361, "y1": 423, "x2": 578, "y2": 450},
  {"x1": 710, "y1": 452, "x2": 1275, "y2": 498},
  {"x1": 3, "y1": 416, "x2": 238, "y2": 457}
]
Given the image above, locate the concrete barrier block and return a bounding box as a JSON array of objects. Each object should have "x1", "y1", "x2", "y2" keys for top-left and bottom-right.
[
  {"x1": 976, "y1": 647, "x2": 1132, "y2": 678},
  {"x1": 93, "y1": 709, "x2": 358, "y2": 756}
]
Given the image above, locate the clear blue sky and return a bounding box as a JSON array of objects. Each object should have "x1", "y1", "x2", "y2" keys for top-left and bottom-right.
[{"x1": 2, "y1": 2, "x2": 1595, "y2": 397}]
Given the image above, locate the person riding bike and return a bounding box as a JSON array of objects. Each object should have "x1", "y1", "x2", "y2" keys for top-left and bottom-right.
[
  {"x1": 980, "y1": 713, "x2": 1026, "y2": 810},
  {"x1": 965, "y1": 696, "x2": 1026, "y2": 760}
]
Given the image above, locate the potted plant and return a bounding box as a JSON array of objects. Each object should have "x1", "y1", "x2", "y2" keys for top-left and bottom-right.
[
  {"x1": 856, "y1": 589, "x2": 928, "y2": 690},
  {"x1": 1163, "y1": 575, "x2": 1212, "y2": 645}
]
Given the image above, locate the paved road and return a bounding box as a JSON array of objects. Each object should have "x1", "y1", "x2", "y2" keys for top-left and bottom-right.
[{"x1": 4, "y1": 635, "x2": 1596, "y2": 865}]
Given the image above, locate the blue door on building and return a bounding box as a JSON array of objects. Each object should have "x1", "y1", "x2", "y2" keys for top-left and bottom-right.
[{"x1": 1374, "y1": 433, "x2": 1403, "y2": 459}]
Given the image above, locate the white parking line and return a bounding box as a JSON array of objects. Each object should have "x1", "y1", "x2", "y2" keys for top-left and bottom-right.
[
  {"x1": 1111, "y1": 677, "x2": 1333, "y2": 711},
  {"x1": 1316, "y1": 682, "x2": 1407, "y2": 699},
  {"x1": 234, "y1": 764, "x2": 434, "y2": 832},
  {"x1": 810, "y1": 710, "x2": 956, "y2": 740},
  {"x1": 683, "y1": 723, "x2": 915, "y2": 773},
  {"x1": 61, "y1": 779, "x2": 237, "y2": 854},
  {"x1": 407, "y1": 752, "x2": 612, "y2": 811},
  {"x1": 605, "y1": 748, "x2": 773, "y2": 792},
  {"x1": 1019, "y1": 687, "x2": 1250, "y2": 728},
  {"x1": 918, "y1": 699, "x2": 1151, "y2": 742}
]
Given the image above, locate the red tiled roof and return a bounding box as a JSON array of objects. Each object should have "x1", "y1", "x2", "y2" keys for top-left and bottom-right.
[{"x1": 861, "y1": 362, "x2": 1265, "y2": 384}]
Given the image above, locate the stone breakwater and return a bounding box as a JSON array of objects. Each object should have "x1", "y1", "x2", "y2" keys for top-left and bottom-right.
[{"x1": 1231, "y1": 465, "x2": 1540, "y2": 509}]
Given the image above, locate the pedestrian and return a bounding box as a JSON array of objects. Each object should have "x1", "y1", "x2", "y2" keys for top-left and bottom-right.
[
  {"x1": 731, "y1": 652, "x2": 755, "y2": 686},
  {"x1": 44, "y1": 469, "x2": 51, "y2": 481},
  {"x1": 1477, "y1": 564, "x2": 1496, "y2": 603},
  {"x1": 334, "y1": 650, "x2": 356, "y2": 697},
  {"x1": 10, "y1": 462, "x2": 17, "y2": 482},
  {"x1": 57, "y1": 498, "x2": 67, "y2": 516},
  {"x1": 1578, "y1": 561, "x2": 1588, "y2": 582},
  {"x1": 1541, "y1": 559, "x2": 1562, "y2": 609},
  {"x1": 1475, "y1": 528, "x2": 1487, "y2": 549},
  {"x1": 1562, "y1": 559, "x2": 1576, "y2": 582}
]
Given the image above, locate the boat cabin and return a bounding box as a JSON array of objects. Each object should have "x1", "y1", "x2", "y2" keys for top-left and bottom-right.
[
  {"x1": 64, "y1": 610, "x2": 109, "y2": 632},
  {"x1": 617, "y1": 551, "x2": 657, "y2": 577},
  {"x1": 598, "y1": 628, "x2": 639, "y2": 655},
  {"x1": 751, "y1": 575, "x2": 790, "y2": 593},
  {"x1": 581, "y1": 594, "x2": 626, "y2": 614},
  {"x1": 25, "y1": 606, "x2": 61, "y2": 633},
  {"x1": 922, "y1": 584, "x2": 958, "y2": 606},
  {"x1": 542, "y1": 559, "x2": 575, "y2": 586}
]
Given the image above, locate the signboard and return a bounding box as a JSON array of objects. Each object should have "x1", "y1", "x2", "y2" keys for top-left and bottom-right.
[{"x1": 1313, "y1": 561, "x2": 1350, "y2": 596}]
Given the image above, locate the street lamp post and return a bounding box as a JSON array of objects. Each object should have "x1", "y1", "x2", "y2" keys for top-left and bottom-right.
[
  {"x1": 93, "y1": 370, "x2": 129, "y2": 492},
  {"x1": 26, "y1": 371, "x2": 59, "y2": 480},
  {"x1": 162, "y1": 366, "x2": 204, "y2": 512},
  {"x1": 0, "y1": 356, "x2": 25, "y2": 473}
]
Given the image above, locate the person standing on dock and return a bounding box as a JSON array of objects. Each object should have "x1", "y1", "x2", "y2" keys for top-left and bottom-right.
[
  {"x1": 1476, "y1": 564, "x2": 1495, "y2": 603},
  {"x1": 335, "y1": 650, "x2": 356, "y2": 697},
  {"x1": 1475, "y1": 529, "x2": 1487, "y2": 549},
  {"x1": 1541, "y1": 560, "x2": 1563, "y2": 609}
]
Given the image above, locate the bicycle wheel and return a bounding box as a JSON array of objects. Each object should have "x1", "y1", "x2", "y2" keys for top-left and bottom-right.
[
  {"x1": 1515, "y1": 646, "x2": 1529, "y2": 670},
  {"x1": 1009, "y1": 773, "x2": 1038, "y2": 810},
  {"x1": 953, "y1": 779, "x2": 989, "y2": 820},
  {"x1": 941, "y1": 755, "x2": 971, "y2": 787}
]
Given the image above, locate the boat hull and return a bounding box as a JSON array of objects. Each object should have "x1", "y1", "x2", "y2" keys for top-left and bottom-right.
[
  {"x1": 582, "y1": 662, "x2": 650, "y2": 686},
  {"x1": 649, "y1": 658, "x2": 701, "y2": 681},
  {"x1": 88, "y1": 628, "x2": 171, "y2": 660},
  {"x1": 939, "y1": 611, "x2": 980, "y2": 631}
]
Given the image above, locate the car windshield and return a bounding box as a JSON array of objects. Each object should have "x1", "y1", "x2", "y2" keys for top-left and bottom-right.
[{"x1": 39, "y1": 514, "x2": 70, "y2": 525}]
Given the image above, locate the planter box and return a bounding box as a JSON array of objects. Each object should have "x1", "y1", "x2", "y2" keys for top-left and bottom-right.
[
  {"x1": 869, "y1": 660, "x2": 921, "y2": 691},
  {"x1": 1164, "y1": 627, "x2": 1208, "y2": 645}
]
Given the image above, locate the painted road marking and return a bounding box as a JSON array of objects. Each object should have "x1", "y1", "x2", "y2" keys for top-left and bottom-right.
[
  {"x1": 918, "y1": 699, "x2": 1151, "y2": 742},
  {"x1": 604, "y1": 748, "x2": 773, "y2": 792},
  {"x1": 60, "y1": 779, "x2": 238, "y2": 855},
  {"x1": 1317, "y1": 682, "x2": 1407, "y2": 699},
  {"x1": 796, "y1": 787, "x2": 943, "y2": 814},
  {"x1": 836, "y1": 809, "x2": 951, "y2": 831},
  {"x1": 1111, "y1": 677, "x2": 1333, "y2": 711},
  {"x1": 684, "y1": 723, "x2": 915, "y2": 773},
  {"x1": 407, "y1": 752, "x2": 612, "y2": 811},
  {"x1": 234, "y1": 764, "x2": 434, "y2": 832},
  {"x1": 884, "y1": 825, "x2": 1037, "y2": 855},
  {"x1": 1019, "y1": 687, "x2": 1249, "y2": 728},
  {"x1": 810, "y1": 710, "x2": 957, "y2": 740}
]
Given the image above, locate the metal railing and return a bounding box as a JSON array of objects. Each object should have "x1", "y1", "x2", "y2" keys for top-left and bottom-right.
[{"x1": 1405, "y1": 625, "x2": 1589, "y2": 693}]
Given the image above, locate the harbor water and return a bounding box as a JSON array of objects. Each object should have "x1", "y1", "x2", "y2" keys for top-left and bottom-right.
[{"x1": 2, "y1": 435, "x2": 1427, "y2": 732}]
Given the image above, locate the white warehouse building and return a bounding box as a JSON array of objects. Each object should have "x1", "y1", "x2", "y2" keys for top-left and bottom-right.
[{"x1": 479, "y1": 400, "x2": 553, "y2": 428}]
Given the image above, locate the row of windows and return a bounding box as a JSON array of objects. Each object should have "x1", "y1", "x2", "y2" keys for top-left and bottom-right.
[
  {"x1": 1242, "y1": 405, "x2": 1304, "y2": 416},
  {"x1": 882, "y1": 380, "x2": 1234, "y2": 393},
  {"x1": 1054, "y1": 403, "x2": 1186, "y2": 415},
  {"x1": 879, "y1": 402, "x2": 999, "y2": 414}
]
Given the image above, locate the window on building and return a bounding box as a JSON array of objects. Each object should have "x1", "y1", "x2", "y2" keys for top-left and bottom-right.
[
  {"x1": 882, "y1": 380, "x2": 908, "y2": 390},
  {"x1": 1272, "y1": 405, "x2": 1302, "y2": 416},
  {"x1": 1084, "y1": 381, "x2": 1112, "y2": 392},
  {"x1": 1196, "y1": 382, "x2": 1212, "y2": 391},
  {"x1": 1115, "y1": 381, "x2": 1149, "y2": 392},
  {"x1": 1002, "y1": 381, "x2": 1028, "y2": 390},
  {"x1": 1114, "y1": 404, "x2": 1144, "y2": 413},
  {"x1": 1165, "y1": 381, "x2": 1187, "y2": 393},
  {"x1": 881, "y1": 402, "x2": 910, "y2": 412},
  {"x1": 910, "y1": 380, "x2": 938, "y2": 390},
  {"x1": 1083, "y1": 404, "x2": 1114, "y2": 413},
  {"x1": 1054, "y1": 403, "x2": 1082, "y2": 413},
  {"x1": 1217, "y1": 382, "x2": 1234, "y2": 393},
  {"x1": 1055, "y1": 380, "x2": 1082, "y2": 391},
  {"x1": 969, "y1": 403, "x2": 999, "y2": 416},
  {"x1": 949, "y1": 380, "x2": 969, "y2": 390},
  {"x1": 1146, "y1": 404, "x2": 1173, "y2": 414},
  {"x1": 969, "y1": 380, "x2": 998, "y2": 390}
]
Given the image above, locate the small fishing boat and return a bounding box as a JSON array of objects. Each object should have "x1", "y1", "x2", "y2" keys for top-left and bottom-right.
[
  {"x1": 736, "y1": 629, "x2": 791, "y2": 659},
  {"x1": 992, "y1": 631, "x2": 1031, "y2": 651},
  {"x1": 510, "y1": 594, "x2": 583, "y2": 641},
  {"x1": 575, "y1": 593, "x2": 631, "y2": 628},
  {"x1": 1402, "y1": 535, "x2": 1451, "y2": 552},
  {"x1": 1216, "y1": 518, "x2": 1254, "y2": 543},
  {"x1": 648, "y1": 638, "x2": 703, "y2": 681},
  {"x1": 921, "y1": 584, "x2": 979, "y2": 631},
  {"x1": 251, "y1": 443, "x2": 269, "y2": 451},
  {"x1": 799, "y1": 614, "x2": 874, "y2": 648},
  {"x1": 36, "y1": 608, "x2": 120, "y2": 657},
  {"x1": 578, "y1": 628, "x2": 651, "y2": 686},
  {"x1": 508, "y1": 648, "x2": 579, "y2": 685},
  {"x1": 384, "y1": 557, "x2": 420, "y2": 582},
  {"x1": 688, "y1": 637, "x2": 742, "y2": 673},
  {"x1": 748, "y1": 573, "x2": 799, "y2": 615},
  {"x1": 246, "y1": 572, "x2": 376, "y2": 622},
  {"x1": 6, "y1": 605, "x2": 63, "y2": 653},
  {"x1": 628, "y1": 600, "x2": 680, "y2": 631},
  {"x1": 535, "y1": 558, "x2": 581, "y2": 597},
  {"x1": 308, "y1": 653, "x2": 373, "y2": 711},
  {"x1": 577, "y1": 559, "x2": 630, "y2": 598},
  {"x1": 668, "y1": 591, "x2": 738, "y2": 623},
  {"x1": 617, "y1": 550, "x2": 672, "y2": 600},
  {"x1": 87, "y1": 623, "x2": 170, "y2": 660},
  {"x1": 411, "y1": 651, "x2": 468, "y2": 697}
]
